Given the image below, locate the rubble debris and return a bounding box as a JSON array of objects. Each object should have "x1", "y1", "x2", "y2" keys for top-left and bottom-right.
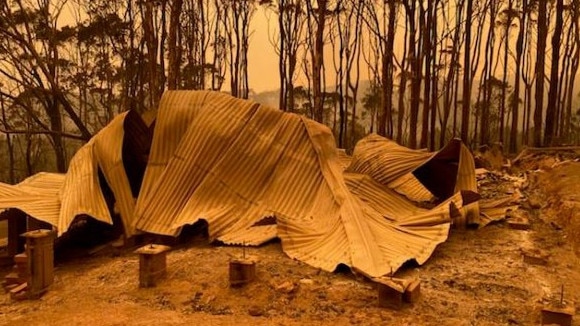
[
  {"x1": 507, "y1": 210, "x2": 531, "y2": 230},
  {"x1": 9, "y1": 282, "x2": 28, "y2": 301},
  {"x1": 275, "y1": 281, "x2": 296, "y2": 294},
  {"x1": 474, "y1": 143, "x2": 505, "y2": 171},
  {"x1": 526, "y1": 196, "x2": 543, "y2": 210},
  {"x1": 507, "y1": 218, "x2": 530, "y2": 230},
  {"x1": 248, "y1": 305, "x2": 265, "y2": 317},
  {"x1": 299, "y1": 278, "x2": 314, "y2": 285},
  {"x1": 521, "y1": 248, "x2": 550, "y2": 266}
]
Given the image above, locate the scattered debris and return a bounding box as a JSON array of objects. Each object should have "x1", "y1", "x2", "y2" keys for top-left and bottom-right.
[
  {"x1": 507, "y1": 210, "x2": 531, "y2": 230},
  {"x1": 9, "y1": 282, "x2": 28, "y2": 301},
  {"x1": 248, "y1": 305, "x2": 265, "y2": 317},
  {"x1": 276, "y1": 281, "x2": 296, "y2": 294},
  {"x1": 521, "y1": 248, "x2": 550, "y2": 266},
  {"x1": 299, "y1": 278, "x2": 314, "y2": 285}
]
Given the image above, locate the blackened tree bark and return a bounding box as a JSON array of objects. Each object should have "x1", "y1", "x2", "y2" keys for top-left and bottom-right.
[
  {"x1": 167, "y1": 0, "x2": 183, "y2": 90},
  {"x1": 544, "y1": 0, "x2": 564, "y2": 146},
  {"x1": 533, "y1": 0, "x2": 547, "y2": 146},
  {"x1": 510, "y1": 0, "x2": 527, "y2": 152},
  {"x1": 461, "y1": 0, "x2": 473, "y2": 145}
]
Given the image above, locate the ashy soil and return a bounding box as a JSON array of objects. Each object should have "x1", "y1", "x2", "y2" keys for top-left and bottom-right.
[{"x1": 1, "y1": 161, "x2": 580, "y2": 326}]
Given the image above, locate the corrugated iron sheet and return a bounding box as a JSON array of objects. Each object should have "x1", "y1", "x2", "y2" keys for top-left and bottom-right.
[
  {"x1": 478, "y1": 195, "x2": 519, "y2": 227},
  {"x1": 0, "y1": 91, "x2": 484, "y2": 277},
  {"x1": 129, "y1": 91, "x2": 473, "y2": 276},
  {"x1": 0, "y1": 173, "x2": 63, "y2": 226},
  {"x1": 217, "y1": 225, "x2": 278, "y2": 246},
  {"x1": 347, "y1": 135, "x2": 432, "y2": 186},
  {"x1": 348, "y1": 134, "x2": 479, "y2": 223},
  {"x1": 336, "y1": 149, "x2": 352, "y2": 171}
]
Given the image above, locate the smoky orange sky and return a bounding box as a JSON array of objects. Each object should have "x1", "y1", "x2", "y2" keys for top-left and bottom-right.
[{"x1": 246, "y1": 7, "x2": 279, "y2": 93}]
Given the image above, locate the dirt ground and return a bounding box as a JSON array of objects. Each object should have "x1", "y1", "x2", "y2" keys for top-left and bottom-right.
[{"x1": 1, "y1": 157, "x2": 580, "y2": 325}]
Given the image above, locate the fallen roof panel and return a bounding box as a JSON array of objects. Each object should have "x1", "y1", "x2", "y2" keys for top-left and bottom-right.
[{"x1": 0, "y1": 91, "x2": 480, "y2": 277}]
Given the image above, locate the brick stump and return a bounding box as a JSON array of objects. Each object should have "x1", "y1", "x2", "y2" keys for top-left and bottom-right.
[
  {"x1": 22, "y1": 229, "x2": 55, "y2": 299},
  {"x1": 134, "y1": 244, "x2": 171, "y2": 288}
]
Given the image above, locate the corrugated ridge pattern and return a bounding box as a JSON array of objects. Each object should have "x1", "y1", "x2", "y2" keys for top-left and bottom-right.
[
  {"x1": 387, "y1": 173, "x2": 435, "y2": 203},
  {"x1": 131, "y1": 91, "x2": 470, "y2": 277},
  {"x1": 0, "y1": 90, "x2": 483, "y2": 278},
  {"x1": 0, "y1": 174, "x2": 63, "y2": 227},
  {"x1": 455, "y1": 143, "x2": 480, "y2": 220},
  {"x1": 217, "y1": 225, "x2": 278, "y2": 246},
  {"x1": 16, "y1": 173, "x2": 65, "y2": 194},
  {"x1": 347, "y1": 134, "x2": 433, "y2": 186},
  {"x1": 93, "y1": 112, "x2": 137, "y2": 236},
  {"x1": 336, "y1": 149, "x2": 352, "y2": 171},
  {"x1": 343, "y1": 173, "x2": 463, "y2": 272},
  {"x1": 59, "y1": 136, "x2": 111, "y2": 234}
]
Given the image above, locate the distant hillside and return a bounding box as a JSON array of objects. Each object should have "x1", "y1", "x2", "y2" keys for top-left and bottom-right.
[
  {"x1": 250, "y1": 89, "x2": 280, "y2": 108},
  {"x1": 250, "y1": 80, "x2": 372, "y2": 111}
]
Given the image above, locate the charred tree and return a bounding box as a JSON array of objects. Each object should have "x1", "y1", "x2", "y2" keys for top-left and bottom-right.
[
  {"x1": 533, "y1": 0, "x2": 547, "y2": 146},
  {"x1": 544, "y1": 0, "x2": 564, "y2": 146}
]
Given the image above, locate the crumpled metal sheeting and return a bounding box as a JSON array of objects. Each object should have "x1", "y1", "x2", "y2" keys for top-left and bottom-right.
[
  {"x1": 57, "y1": 142, "x2": 110, "y2": 233},
  {"x1": 387, "y1": 173, "x2": 436, "y2": 203},
  {"x1": 344, "y1": 173, "x2": 464, "y2": 266},
  {"x1": 348, "y1": 134, "x2": 479, "y2": 224},
  {"x1": 347, "y1": 135, "x2": 432, "y2": 186},
  {"x1": 217, "y1": 225, "x2": 278, "y2": 246},
  {"x1": 92, "y1": 112, "x2": 137, "y2": 236},
  {"x1": 16, "y1": 173, "x2": 65, "y2": 194},
  {"x1": 129, "y1": 91, "x2": 470, "y2": 277},
  {"x1": 0, "y1": 173, "x2": 63, "y2": 227},
  {"x1": 0, "y1": 90, "x2": 478, "y2": 278},
  {"x1": 336, "y1": 149, "x2": 352, "y2": 171},
  {"x1": 477, "y1": 195, "x2": 520, "y2": 227},
  {"x1": 134, "y1": 92, "x2": 278, "y2": 236},
  {"x1": 0, "y1": 193, "x2": 61, "y2": 227}
]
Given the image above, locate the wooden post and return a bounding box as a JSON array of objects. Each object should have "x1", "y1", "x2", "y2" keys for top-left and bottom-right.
[
  {"x1": 134, "y1": 244, "x2": 171, "y2": 288},
  {"x1": 22, "y1": 229, "x2": 55, "y2": 299}
]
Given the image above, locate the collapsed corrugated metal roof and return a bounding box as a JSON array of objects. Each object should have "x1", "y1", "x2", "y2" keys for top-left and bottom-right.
[
  {"x1": 0, "y1": 91, "x2": 485, "y2": 277},
  {"x1": 0, "y1": 173, "x2": 63, "y2": 227}
]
